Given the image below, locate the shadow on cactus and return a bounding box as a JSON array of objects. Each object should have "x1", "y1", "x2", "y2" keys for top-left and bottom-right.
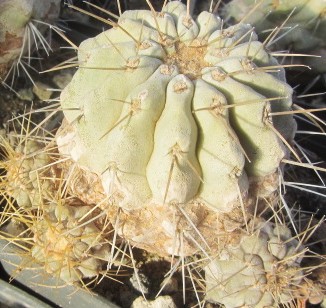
[{"x1": 0, "y1": 0, "x2": 325, "y2": 307}]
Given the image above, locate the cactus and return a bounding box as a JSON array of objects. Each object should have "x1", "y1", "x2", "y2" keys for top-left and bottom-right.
[
  {"x1": 2, "y1": 137, "x2": 53, "y2": 208},
  {"x1": 0, "y1": 1, "x2": 325, "y2": 307},
  {"x1": 0, "y1": 0, "x2": 61, "y2": 83},
  {"x1": 29, "y1": 200, "x2": 114, "y2": 284},
  {"x1": 205, "y1": 219, "x2": 306, "y2": 307},
  {"x1": 0, "y1": 134, "x2": 124, "y2": 285},
  {"x1": 56, "y1": 0, "x2": 297, "y2": 257},
  {"x1": 222, "y1": 0, "x2": 326, "y2": 73}
]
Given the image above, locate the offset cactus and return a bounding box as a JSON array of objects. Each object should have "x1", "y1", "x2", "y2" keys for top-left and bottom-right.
[
  {"x1": 205, "y1": 219, "x2": 305, "y2": 307},
  {"x1": 0, "y1": 135, "x2": 122, "y2": 285},
  {"x1": 222, "y1": 0, "x2": 326, "y2": 73},
  {"x1": 0, "y1": 0, "x2": 61, "y2": 82},
  {"x1": 0, "y1": 1, "x2": 324, "y2": 307},
  {"x1": 2, "y1": 138, "x2": 53, "y2": 208},
  {"x1": 29, "y1": 200, "x2": 114, "y2": 284}
]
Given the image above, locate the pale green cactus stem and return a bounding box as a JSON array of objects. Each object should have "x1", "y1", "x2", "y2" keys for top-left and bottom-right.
[
  {"x1": 147, "y1": 74, "x2": 201, "y2": 205},
  {"x1": 0, "y1": 0, "x2": 61, "y2": 80},
  {"x1": 205, "y1": 219, "x2": 304, "y2": 307},
  {"x1": 0, "y1": 1, "x2": 323, "y2": 305},
  {"x1": 30, "y1": 201, "x2": 112, "y2": 284},
  {"x1": 222, "y1": 0, "x2": 326, "y2": 72},
  {"x1": 192, "y1": 79, "x2": 247, "y2": 211},
  {"x1": 0, "y1": 135, "x2": 120, "y2": 285},
  {"x1": 56, "y1": 1, "x2": 297, "y2": 256},
  {"x1": 2, "y1": 137, "x2": 53, "y2": 209}
]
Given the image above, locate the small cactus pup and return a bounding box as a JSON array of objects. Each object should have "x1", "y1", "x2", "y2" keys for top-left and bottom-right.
[
  {"x1": 56, "y1": 0, "x2": 297, "y2": 257},
  {"x1": 29, "y1": 200, "x2": 115, "y2": 285},
  {"x1": 0, "y1": 0, "x2": 61, "y2": 84},
  {"x1": 0, "y1": 133, "x2": 123, "y2": 286},
  {"x1": 204, "y1": 218, "x2": 324, "y2": 307},
  {"x1": 1, "y1": 136, "x2": 54, "y2": 209},
  {"x1": 222, "y1": 0, "x2": 326, "y2": 73}
]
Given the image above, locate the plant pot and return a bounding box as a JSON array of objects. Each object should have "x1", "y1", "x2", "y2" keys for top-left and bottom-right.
[{"x1": 0, "y1": 240, "x2": 120, "y2": 308}]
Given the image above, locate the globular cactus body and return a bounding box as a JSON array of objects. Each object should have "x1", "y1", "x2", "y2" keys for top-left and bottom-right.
[
  {"x1": 30, "y1": 201, "x2": 112, "y2": 284},
  {"x1": 0, "y1": 0, "x2": 60, "y2": 80},
  {"x1": 1, "y1": 136, "x2": 115, "y2": 285},
  {"x1": 2, "y1": 138, "x2": 54, "y2": 208},
  {"x1": 56, "y1": 1, "x2": 296, "y2": 256},
  {"x1": 2, "y1": 2, "x2": 324, "y2": 307},
  {"x1": 205, "y1": 220, "x2": 304, "y2": 307},
  {"x1": 222, "y1": 0, "x2": 326, "y2": 73}
]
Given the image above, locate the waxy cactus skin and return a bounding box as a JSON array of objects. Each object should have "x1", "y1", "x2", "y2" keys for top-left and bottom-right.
[
  {"x1": 222, "y1": 0, "x2": 326, "y2": 72},
  {"x1": 205, "y1": 220, "x2": 304, "y2": 308},
  {"x1": 0, "y1": 0, "x2": 60, "y2": 80},
  {"x1": 1, "y1": 2, "x2": 323, "y2": 307},
  {"x1": 57, "y1": 0, "x2": 296, "y2": 257}
]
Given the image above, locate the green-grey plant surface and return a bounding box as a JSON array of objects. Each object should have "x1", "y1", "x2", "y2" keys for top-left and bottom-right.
[{"x1": 0, "y1": 1, "x2": 325, "y2": 307}]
